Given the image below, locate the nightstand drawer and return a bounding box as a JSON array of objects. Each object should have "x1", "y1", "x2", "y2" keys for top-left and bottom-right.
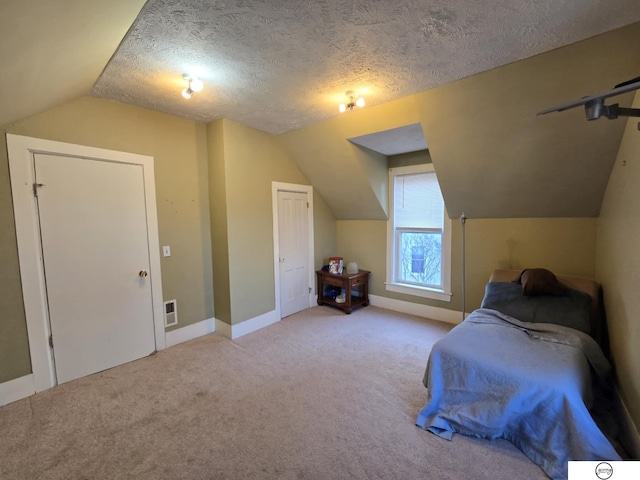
[{"x1": 322, "y1": 275, "x2": 345, "y2": 288}]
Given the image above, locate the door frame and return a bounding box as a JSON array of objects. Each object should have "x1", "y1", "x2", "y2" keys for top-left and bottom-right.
[
  {"x1": 271, "y1": 182, "x2": 315, "y2": 318},
  {"x1": 7, "y1": 134, "x2": 165, "y2": 393}
]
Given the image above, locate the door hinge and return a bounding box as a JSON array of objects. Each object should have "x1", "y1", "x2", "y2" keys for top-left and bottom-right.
[
  {"x1": 309, "y1": 287, "x2": 312, "y2": 293},
  {"x1": 32, "y1": 183, "x2": 45, "y2": 197},
  {"x1": 307, "y1": 202, "x2": 309, "y2": 208},
  {"x1": 49, "y1": 335, "x2": 54, "y2": 349}
]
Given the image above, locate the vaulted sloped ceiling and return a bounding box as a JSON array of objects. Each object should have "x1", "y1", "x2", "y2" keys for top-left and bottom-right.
[
  {"x1": 279, "y1": 94, "x2": 426, "y2": 220},
  {"x1": 279, "y1": 23, "x2": 640, "y2": 219},
  {"x1": 2, "y1": 1, "x2": 640, "y2": 221},
  {"x1": 421, "y1": 23, "x2": 640, "y2": 219},
  {"x1": 0, "y1": 0, "x2": 147, "y2": 128}
]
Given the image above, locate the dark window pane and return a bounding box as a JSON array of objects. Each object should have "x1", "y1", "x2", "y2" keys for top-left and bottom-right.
[{"x1": 411, "y1": 245, "x2": 425, "y2": 273}]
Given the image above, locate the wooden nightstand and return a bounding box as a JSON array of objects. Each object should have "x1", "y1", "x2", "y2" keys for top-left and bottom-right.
[{"x1": 316, "y1": 269, "x2": 370, "y2": 314}]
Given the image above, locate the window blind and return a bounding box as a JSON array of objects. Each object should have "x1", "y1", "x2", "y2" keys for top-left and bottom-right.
[{"x1": 394, "y1": 171, "x2": 444, "y2": 229}]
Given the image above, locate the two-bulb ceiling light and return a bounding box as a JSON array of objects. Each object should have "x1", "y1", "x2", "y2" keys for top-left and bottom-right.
[
  {"x1": 181, "y1": 75, "x2": 204, "y2": 99},
  {"x1": 339, "y1": 90, "x2": 365, "y2": 113}
]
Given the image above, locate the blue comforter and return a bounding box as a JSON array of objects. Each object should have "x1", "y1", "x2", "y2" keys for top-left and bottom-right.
[{"x1": 416, "y1": 308, "x2": 620, "y2": 480}]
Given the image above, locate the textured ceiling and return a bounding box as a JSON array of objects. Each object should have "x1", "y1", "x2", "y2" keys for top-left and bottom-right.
[{"x1": 92, "y1": 0, "x2": 640, "y2": 135}]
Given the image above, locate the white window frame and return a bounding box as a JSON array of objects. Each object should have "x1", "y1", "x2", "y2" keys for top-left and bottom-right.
[{"x1": 385, "y1": 163, "x2": 452, "y2": 302}]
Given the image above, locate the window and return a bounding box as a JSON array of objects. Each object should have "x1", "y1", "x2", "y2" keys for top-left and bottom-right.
[{"x1": 386, "y1": 164, "x2": 452, "y2": 302}]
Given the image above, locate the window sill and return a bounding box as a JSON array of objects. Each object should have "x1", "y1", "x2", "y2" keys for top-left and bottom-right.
[{"x1": 384, "y1": 282, "x2": 452, "y2": 302}]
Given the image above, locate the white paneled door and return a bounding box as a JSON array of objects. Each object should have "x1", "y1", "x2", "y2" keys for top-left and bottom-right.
[
  {"x1": 34, "y1": 153, "x2": 156, "y2": 384},
  {"x1": 278, "y1": 190, "x2": 310, "y2": 318}
]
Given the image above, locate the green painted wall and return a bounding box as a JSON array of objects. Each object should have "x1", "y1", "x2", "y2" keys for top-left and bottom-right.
[
  {"x1": 388, "y1": 150, "x2": 432, "y2": 169},
  {"x1": 464, "y1": 218, "x2": 598, "y2": 309},
  {"x1": 0, "y1": 96, "x2": 214, "y2": 383},
  {"x1": 350, "y1": 144, "x2": 389, "y2": 218},
  {"x1": 207, "y1": 120, "x2": 231, "y2": 324},
  {"x1": 313, "y1": 189, "x2": 338, "y2": 272},
  {"x1": 337, "y1": 217, "x2": 597, "y2": 313},
  {"x1": 213, "y1": 119, "x2": 335, "y2": 325},
  {"x1": 596, "y1": 92, "x2": 640, "y2": 432}
]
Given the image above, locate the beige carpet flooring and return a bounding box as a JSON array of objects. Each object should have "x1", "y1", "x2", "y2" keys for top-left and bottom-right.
[{"x1": 0, "y1": 306, "x2": 549, "y2": 479}]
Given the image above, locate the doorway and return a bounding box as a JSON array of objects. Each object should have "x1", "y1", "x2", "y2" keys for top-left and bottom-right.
[
  {"x1": 272, "y1": 182, "x2": 314, "y2": 318},
  {"x1": 7, "y1": 134, "x2": 165, "y2": 392}
]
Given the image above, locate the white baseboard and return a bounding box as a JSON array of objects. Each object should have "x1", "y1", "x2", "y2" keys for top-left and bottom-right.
[
  {"x1": 216, "y1": 309, "x2": 280, "y2": 340},
  {"x1": 0, "y1": 374, "x2": 35, "y2": 407},
  {"x1": 616, "y1": 388, "x2": 640, "y2": 458},
  {"x1": 165, "y1": 317, "x2": 216, "y2": 348},
  {"x1": 369, "y1": 294, "x2": 465, "y2": 325}
]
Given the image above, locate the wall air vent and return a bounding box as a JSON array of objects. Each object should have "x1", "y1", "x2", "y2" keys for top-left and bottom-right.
[{"x1": 164, "y1": 299, "x2": 178, "y2": 327}]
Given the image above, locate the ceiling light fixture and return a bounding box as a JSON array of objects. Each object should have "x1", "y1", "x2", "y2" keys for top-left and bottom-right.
[
  {"x1": 339, "y1": 90, "x2": 365, "y2": 113},
  {"x1": 181, "y1": 75, "x2": 203, "y2": 99}
]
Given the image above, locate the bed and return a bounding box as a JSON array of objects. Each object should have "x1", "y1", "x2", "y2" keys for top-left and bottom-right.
[{"x1": 415, "y1": 269, "x2": 621, "y2": 480}]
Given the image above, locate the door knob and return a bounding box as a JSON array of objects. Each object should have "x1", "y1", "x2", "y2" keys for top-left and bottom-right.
[{"x1": 139, "y1": 270, "x2": 149, "y2": 277}]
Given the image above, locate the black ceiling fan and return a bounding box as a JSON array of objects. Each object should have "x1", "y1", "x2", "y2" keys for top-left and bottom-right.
[{"x1": 538, "y1": 76, "x2": 640, "y2": 121}]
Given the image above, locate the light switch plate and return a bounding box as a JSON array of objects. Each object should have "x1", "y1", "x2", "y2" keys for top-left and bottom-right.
[{"x1": 162, "y1": 245, "x2": 171, "y2": 257}]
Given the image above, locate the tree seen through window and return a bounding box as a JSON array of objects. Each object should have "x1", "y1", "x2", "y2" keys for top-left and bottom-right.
[{"x1": 399, "y1": 231, "x2": 441, "y2": 287}]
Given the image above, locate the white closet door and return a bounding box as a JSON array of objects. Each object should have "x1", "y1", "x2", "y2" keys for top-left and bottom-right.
[
  {"x1": 35, "y1": 153, "x2": 155, "y2": 384},
  {"x1": 278, "y1": 190, "x2": 310, "y2": 318}
]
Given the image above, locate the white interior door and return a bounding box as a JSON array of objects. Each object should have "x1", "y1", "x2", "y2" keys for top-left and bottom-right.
[
  {"x1": 278, "y1": 190, "x2": 310, "y2": 318},
  {"x1": 34, "y1": 153, "x2": 156, "y2": 384}
]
